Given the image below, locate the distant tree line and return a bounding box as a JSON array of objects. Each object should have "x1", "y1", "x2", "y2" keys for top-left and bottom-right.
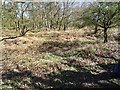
[{"x1": 1, "y1": 0, "x2": 120, "y2": 42}]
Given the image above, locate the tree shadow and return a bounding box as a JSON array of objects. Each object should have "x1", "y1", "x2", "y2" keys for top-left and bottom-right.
[
  {"x1": 2, "y1": 70, "x2": 32, "y2": 89},
  {"x1": 95, "y1": 53, "x2": 120, "y2": 74},
  {"x1": 2, "y1": 59, "x2": 120, "y2": 89},
  {"x1": 95, "y1": 53, "x2": 118, "y2": 61},
  {"x1": 97, "y1": 63, "x2": 115, "y2": 71},
  {"x1": 38, "y1": 40, "x2": 96, "y2": 60},
  {"x1": 2, "y1": 39, "x2": 120, "y2": 89},
  {"x1": 38, "y1": 40, "x2": 80, "y2": 53}
]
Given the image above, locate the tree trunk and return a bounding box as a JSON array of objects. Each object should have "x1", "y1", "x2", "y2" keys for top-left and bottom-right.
[
  {"x1": 17, "y1": 20, "x2": 20, "y2": 31},
  {"x1": 63, "y1": 24, "x2": 66, "y2": 31},
  {"x1": 50, "y1": 20, "x2": 53, "y2": 29},
  {"x1": 15, "y1": 22, "x2": 17, "y2": 31},
  {"x1": 58, "y1": 23, "x2": 61, "y2": 31},
  {"x1": 93, "y1": 24, "x2": 98, "y2": 34},
  {"x1": 104, "y1": 28, "x2": 108, "y2": 43}
]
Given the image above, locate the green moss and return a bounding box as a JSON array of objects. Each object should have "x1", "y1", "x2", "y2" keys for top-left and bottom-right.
[
  {"x1": 21, "y1": 56, "x2": 32, "y2": 63},
  {"x1": 36, "y1": 53, "x2": 63, "y2": 61},
  {"x1": 79, "y1": 37, "x2": 96, "y2": 44},
  {"x1": 58, "y1": 49, "x2": 94, "y2": 59}
]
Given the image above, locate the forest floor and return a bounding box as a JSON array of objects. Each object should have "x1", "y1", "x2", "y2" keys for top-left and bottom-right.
[{"x1": 1, "y1": 27, "x2": 120, "y2": 89}]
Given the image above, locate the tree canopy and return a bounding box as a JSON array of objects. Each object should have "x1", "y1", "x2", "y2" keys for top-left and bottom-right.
[{"x1": 1, "y1": 1, "x2": 120, "y2": 42}]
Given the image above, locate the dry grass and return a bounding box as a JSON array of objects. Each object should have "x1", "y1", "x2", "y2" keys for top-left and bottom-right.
[{"x1": 1, "y1": 27, "x2": 120, "y2": 89}]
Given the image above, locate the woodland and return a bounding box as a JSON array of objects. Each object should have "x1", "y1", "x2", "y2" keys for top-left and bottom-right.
[{"x1": 1, "y1": 0, "x2": 120, "y2": 89}]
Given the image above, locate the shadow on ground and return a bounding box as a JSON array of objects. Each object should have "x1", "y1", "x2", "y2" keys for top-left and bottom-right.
[
  {"x1": 38, "y1": 40, "x2": 80, "y2": 53},
  {"x1": 38, "y1": 40, "x2": 96, "y2": 59},
  {"x1": 2, "y1": 61, "x2": 120, "y2": 89},
  {"x1": 2, "y1": 40, "x2": 120, "y2": 89}
]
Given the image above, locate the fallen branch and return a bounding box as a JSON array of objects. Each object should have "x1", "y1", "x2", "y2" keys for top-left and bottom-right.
[
  {"x1": 0, "y1": 35, "x2": 22, "y2": 41},
  {"x1": 0, "y1": 28, "x2": 30, "y2": 41}
]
